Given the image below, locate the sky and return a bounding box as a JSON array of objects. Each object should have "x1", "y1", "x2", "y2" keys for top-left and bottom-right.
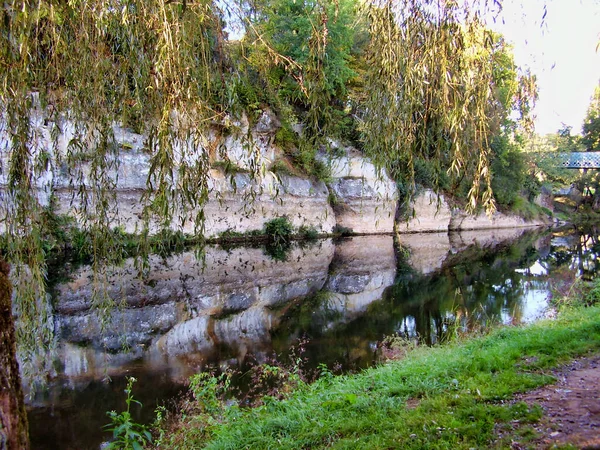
[{"x1": 489, "y1": 0, "x2": 600, "y2": 136}]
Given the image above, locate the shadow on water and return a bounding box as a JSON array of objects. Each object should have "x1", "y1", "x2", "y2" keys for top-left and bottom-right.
[{"x1": 23, "y1": 225, "x2": 600, "y2": 449}]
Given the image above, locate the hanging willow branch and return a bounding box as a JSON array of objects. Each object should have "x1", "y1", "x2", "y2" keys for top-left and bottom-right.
[
  {"x1": 359, "y1": 0, "x2": 507, "y2": 214},
  {"x1": 0, "y1": 0, "x2": 229, "y2": 379}
]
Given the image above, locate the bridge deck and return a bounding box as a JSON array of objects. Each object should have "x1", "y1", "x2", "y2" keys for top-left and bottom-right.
[{"x1": 534, "y1": 152, "x2": 600, "y2": 169}]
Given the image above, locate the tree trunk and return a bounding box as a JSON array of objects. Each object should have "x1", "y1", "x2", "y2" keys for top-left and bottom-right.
[{"x1": 0, "y1": 259, "x2": 29, "y2": 450}]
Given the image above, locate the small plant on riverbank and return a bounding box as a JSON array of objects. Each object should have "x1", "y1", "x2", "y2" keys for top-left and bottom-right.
[
  {"x1": 189, "y1": 372, "x2": 233, "y2": 417},
  {"x1": 377, "y1": 333, "x2": 419, "y2": 362},
  {"x1": 298, "y1": 225, "x2": 319, "y2": 240},
  {"x1": 547, "y1": 266, "x2": 597, "y2": 309},
  {"x1": 264, "y1": 216, "x2": 293, "y2": 246},
  {"x1": 104, "y1": 377, "x2": 152, "y2": 450},
  {"x1": 586, "y1": 278, "x2": 600, "y2": 305},
  {"x1": 332, "y1": 224, "x2": 353, "y2": 236},
  {"x1": 242, "y1": 338, "x2": 312, "y2": 407}
]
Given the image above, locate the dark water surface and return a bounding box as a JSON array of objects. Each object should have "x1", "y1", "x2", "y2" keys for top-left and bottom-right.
[{"x1": 23, "y1": 226, "x2": 600, "y2": 449}]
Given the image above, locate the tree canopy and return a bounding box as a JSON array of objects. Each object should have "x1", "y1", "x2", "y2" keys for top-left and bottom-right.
[{"x1": 582, "y1": 83, "x2": 600, "y2": 152}]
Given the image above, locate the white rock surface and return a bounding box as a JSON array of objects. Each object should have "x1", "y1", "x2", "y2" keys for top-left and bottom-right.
[
  {"x1": 324, "y1": 148, "x2": 398, "y2": 234},
  {"x1": 449, "y1": 209, "x2": 544, "y2": 230},
  {"x1": 397, "y1": 189, "x2": 451, "y2": 233}
]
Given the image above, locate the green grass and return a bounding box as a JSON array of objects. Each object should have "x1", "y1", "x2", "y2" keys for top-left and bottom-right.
[{"x1": 158, "y1": 304, "x2": 600, "y2": 449}]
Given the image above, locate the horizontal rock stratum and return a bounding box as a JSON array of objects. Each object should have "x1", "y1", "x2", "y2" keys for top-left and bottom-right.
[{"x1": 0, "y1": 110, "x2": 548, "y2": 236}]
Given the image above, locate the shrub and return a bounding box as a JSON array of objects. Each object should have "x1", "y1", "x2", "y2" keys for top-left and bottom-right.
[
  {"x1": 264, "y1": 217, "x2": 293, "y2": 246},
  {"x1": 274, "y1": 122, "x2": 298, "y2": 151},
  {"x1": 298, "y1": 225, "x2": 319, "y2": 240},
  {"x1": 332, "y1": 224, "x2": 353, "y2": 236}
]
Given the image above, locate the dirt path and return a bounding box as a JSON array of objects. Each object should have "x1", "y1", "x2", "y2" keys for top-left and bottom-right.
[{"x1": 518, "y1": 353, "x2": 600, "y2": 449}]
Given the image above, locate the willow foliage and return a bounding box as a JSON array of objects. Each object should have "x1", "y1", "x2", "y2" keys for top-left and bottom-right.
[
  {"x1": 360, "y1": 0, "x2": 511, "y2": 212},
  {"x1": 0, "y1": 0, "x2": 228, "y2": 378}
]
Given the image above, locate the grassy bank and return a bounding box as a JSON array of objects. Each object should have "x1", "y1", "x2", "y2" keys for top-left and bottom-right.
[{"x1": 154, "y1": 300, "x2": 600, "y2": 449}]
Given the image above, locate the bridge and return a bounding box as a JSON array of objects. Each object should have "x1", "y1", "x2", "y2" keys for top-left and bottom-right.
[{"x1": 533, "y1": 152, "x2": 600, "y2": 169}]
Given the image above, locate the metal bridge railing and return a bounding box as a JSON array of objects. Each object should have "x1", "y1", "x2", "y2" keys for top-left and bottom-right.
[{"x1": 531, "y1": 152, "x2": 600, "y2": 169}]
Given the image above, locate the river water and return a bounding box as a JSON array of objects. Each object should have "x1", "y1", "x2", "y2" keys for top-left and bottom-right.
[{"x1": 23, "y1": 226, "x2": 600, "y2": 449}]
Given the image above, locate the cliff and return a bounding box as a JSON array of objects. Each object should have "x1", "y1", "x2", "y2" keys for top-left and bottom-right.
[{"x1": 0, "y1": 111, "x2": 549, "y2": 237}]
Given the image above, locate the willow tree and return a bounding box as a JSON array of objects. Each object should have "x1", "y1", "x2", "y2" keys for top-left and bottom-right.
[
  {"x1": 359, "y1": 0, "x2": 528, "y2": 213},
  {"x1": 1, "y1": 0, "x2": 533, "y2": 445},
  {"x1": 1, "y1": 1, "x2": 230, "y2": 445}
]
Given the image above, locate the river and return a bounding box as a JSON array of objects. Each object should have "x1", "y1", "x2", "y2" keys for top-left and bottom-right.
[{"x1": 22, "y1": 225, "x2": 600, "y2": 449}]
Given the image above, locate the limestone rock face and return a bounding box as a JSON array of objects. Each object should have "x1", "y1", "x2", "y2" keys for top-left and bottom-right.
[
  {"x1": 325, "y1": 148, "x2": 397, "y2": 234},
  {"x1": 449, "y1": 210, "x2": 541, "y2": 231},
  {"x1": 1, "y1": 110, "x2": 552, "y2": 238},
  {"x1": 396, "y1": 189, "x2": 551, "y2": 233},
  {"x1": 45, "y1": 128, "x2": 336, "y2": 236},
  {"x1": 254, "y1": 110, "x2": 281, "y2": 134},
  {"x1": 201, "y1": 172, "x2": 335, "y2": 237},
  {"x1": 397, "y1": 189, "x2": 451, "y2": 233}
]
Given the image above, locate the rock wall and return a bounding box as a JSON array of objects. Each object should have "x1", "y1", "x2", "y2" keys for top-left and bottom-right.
[
  {"x1": 53, "y1": 168, "x2": 336, "y2": 236},
  {"x1": 397, "y1": 189, "x2": 452, "y2": 233},
  {"x1": 1, "y1": 111, "x2": 550, "y2": 237},
  {"x1": 396, "y1": 189, "x2": 550, "y2": 234},
  {"x1": 448, "y1": 210, "x2": 546, "y2": 231},
  {"x1": 0, "y1": 113, "x2": 394, "y2": 236},
  {"x1": 324, "y1": 148, "x2": 397, "y2": 234}
]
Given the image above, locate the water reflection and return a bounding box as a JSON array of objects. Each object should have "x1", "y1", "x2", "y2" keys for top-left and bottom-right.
[{"x1": 25, "y1": 225, "x2": 600, "y2": 449}]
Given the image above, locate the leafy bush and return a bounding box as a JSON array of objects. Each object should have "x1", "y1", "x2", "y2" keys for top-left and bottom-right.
[
  {"x1": 490, "y1": 134, "x2": 526, "y2": 207},
  {"x1": 274, "y1": 122, "x2": 298, "y2": 151},
  {"x1": 264, "y1": 217, "x2": 293, "y2": 246},
  {"x1": 585, "y1": 278, "x2": 600, "y2": 305},
  {"x1": 298, "y1": 225, "x2": 319, "y2": 240},
  {"x1": 510, "y1": 196, "x2": 539, "y2": 221},
  {"x1": 332, "y1": 224, "x2": 353, "y2": 236},
  {"x1": 188, "y1": 372, "x2": 232, "y2": 417},
  {"x1": 413, "y1": 158, "x2": 450, "y2": 191}
]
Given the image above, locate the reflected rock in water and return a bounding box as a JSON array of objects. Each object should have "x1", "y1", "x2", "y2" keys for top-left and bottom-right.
[
  {"x1": 398, "y1": 228, "x2": 534, "y2": 275},
  {"x1": 322, "y1": 235, "x2": 396, "y2": 322},
  {"x1": 401, "y1": 232, "x2": 451, "y2": 274},
  {"x1": 49, "y1": 236, "x2": 402, "y2": 382},
  {"x1": 54, "y1": 241, "x2": 335, "y2": 373},
  {"x1": 27, "y1": 227, "x2": 580, "y2": 450},
  {"x1": 449, "y1": 227, "x2": 530, "y2": 253},
  {"x1": 42, "y1": 230, "x2": 559, "y2": 393}
]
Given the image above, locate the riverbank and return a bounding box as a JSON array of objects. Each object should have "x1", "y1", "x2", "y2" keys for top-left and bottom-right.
[{"x1": 155, "y1": 293, "x2": 600, "y2": 449}]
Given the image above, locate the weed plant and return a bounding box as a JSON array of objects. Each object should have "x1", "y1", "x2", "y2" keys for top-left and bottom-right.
[
  {"x1": 298, "y1": 225, "x2": 319, "y2": 241},
  {"x1": 264, "y1": 217, "x2": 293, "y2": 246},
  {"x1": 104, "y1": 377, "x2": 152, "y2": 450}
]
